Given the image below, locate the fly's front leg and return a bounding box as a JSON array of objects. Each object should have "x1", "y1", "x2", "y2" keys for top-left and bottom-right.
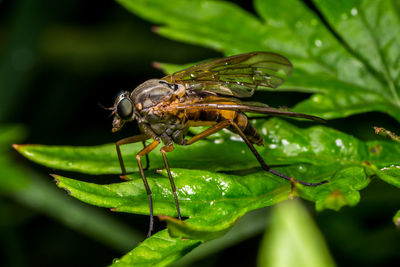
[
  {"x1": 116, "y1": 134, "x2": 150, "y2": 179},
  {"x1": 136, "y1": 139, "x2": 160, "y2": 237},
  {"x1": 160, "y1": 144, "x2": 181, "y2": 220},
  {"x1": 142, "y1": 140, "x2": 150, "y2": 170}
]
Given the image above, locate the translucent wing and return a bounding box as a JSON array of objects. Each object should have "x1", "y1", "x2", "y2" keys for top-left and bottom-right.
[
  {"x1": 162, "y1": 52, "x2": 293, "y2": 98},
  {"x1": 179, "y1": 103, "x2": 324, "y2": 122},
  {"x1": 165, "y1": 95, "x2": 325, "y2": 123}
]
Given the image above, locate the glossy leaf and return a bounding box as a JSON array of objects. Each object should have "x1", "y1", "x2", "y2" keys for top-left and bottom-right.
[
  {"x1": 111, "y1": 229, "x2": 201, "y2": 267},
  {"x1": 0, "y1": 125, "x2": 142, "y2": 250},
  {"x1": 15, "y1": 117, "x2": 400, "y2": 265},
  {"x1": 15, "y1": 118, "x2": 400, "y2": 212},
  {"x1": 53, "y1": 169, "x2": 289, "y2": 227},
  {"x1": 374, "y1": 166, "x2": 400, "y2": 188},
  {"x1": 117, "y1": 0, "x2": 400, "y2": 122},
  {"x1": 257, "y1": 200, "x2": 335, "y2": 267}
]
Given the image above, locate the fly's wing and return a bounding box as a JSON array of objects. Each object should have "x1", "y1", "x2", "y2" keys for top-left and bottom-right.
[
  {"x1": 161, "y1": 52, "x2": 293, "y2": 98},
  {"x1": 171, "y1": 100, "x2": 325, "y2": 123}
]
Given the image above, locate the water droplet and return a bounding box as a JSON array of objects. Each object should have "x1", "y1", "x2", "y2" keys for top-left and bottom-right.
[
  {"x1": 262, "y1": 128, "x2": 267, "y2": 135},
  {"x1": 351, "y1": 7, "x2": 358, "y2": 16},
  {"x1": 297, "y1": 165, "x2": 307, "y2": 173},
  {"x1": 230, "y1": 135, "x2": 243, "y2": 142},
  {"x1": 335, "y1": 138, "x2": 344, "y2": 148},
  {"x1": 190, "y1": 73, "x2": 196, "y2": 78},
  {"x1": 314, "y1": 39, "x2": 323, "y2": 47},
  {"x1": 214, "y1": 138, "x2": 224, "y2": 144}
]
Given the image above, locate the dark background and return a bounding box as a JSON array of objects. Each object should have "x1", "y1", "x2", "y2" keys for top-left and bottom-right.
[{"x1": 1, "y1": 0, "x2": 400, "y2": 266}]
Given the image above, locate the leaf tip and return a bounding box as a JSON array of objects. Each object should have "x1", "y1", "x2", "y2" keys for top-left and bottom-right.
[
  {"x1": 51, "y1": 174, "x2": 71, "y2": 195},
  {"x1": 12, "y1": 143, "x2": 29, "y2": 152},
  {"x1": 50, "y1": 173, "x2": 61, "y2": 185},
  {"x1": 152, "y1": 61, "x2": 161, "y2": 70},
  {"x1": 12, "y1": 143, "x2": 20, "y2": 150}
]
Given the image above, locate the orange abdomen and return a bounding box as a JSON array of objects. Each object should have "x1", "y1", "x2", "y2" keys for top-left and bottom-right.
[{"x1": 185, "y1": 109, "x2": 264, "y2": 146}]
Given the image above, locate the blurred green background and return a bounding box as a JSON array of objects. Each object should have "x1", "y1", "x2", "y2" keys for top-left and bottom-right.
[{"x1": 1, "y1": 0, "x2": 399, "y2": 266}]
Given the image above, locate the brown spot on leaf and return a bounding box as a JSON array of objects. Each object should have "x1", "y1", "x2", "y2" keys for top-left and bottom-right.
[
  {"x1": 325, "y1": 189, "x2": 348, "y2": 211},
  {"x1": 369, "y1": 144, "x2": 382, "y2": 154}
]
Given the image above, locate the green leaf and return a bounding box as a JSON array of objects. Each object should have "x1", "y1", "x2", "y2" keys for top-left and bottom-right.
[
  {"x1": 52, "y1": 169, "x2": 289, "y2": 225},
  {"x1": 110, "y1": 229, "x2": 201, "y2": 267},
  {"x1": 117, "y1": 0, "x2": 400, "y2": 122},
  {"x1": 16, "y1": 118, "x2": 400, "y2": 213},
  {"x1": 173, "y1": 208, "x2": 270, "y2": 266},
  {"x1": 313, "y1": 0, "x2": 400, "y2": 105},
  {"x1": 257, "y1": 199, "x2": 336, "y2": 267},
  {"x1": 13, "y1": 137, "x2": 258, "y2": 175},
  {"x1": 374, "y1": 166, "x2": 400, "y2": 188},
  {"x1": 0, "y1": 125, "x2": 142, "y2": 250}
]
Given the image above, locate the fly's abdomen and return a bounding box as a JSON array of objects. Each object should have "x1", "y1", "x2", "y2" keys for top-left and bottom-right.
[
  {"x1": 186, "y1": 108, "x2": 264, "y2": 146},
  {"x1": 230, "y1": 112, "x2": 264, "y2": 146}
]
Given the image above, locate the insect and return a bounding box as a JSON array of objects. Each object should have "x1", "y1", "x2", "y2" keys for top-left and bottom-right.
[{"x1": 109, "y1": 52, "x2": 328, "y2": 237}]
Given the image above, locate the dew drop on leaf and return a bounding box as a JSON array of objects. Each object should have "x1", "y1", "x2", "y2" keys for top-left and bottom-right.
[
  {"x1": 314, "y1": 39, "x2": 323, "y2": 47},
  {"x1": 351, "y1": 8, "x2": 358, "y2": 16}
]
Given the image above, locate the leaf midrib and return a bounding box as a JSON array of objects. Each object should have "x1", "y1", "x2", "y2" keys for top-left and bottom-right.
[{"x1": 357, "y1": 3, "x2": 400, "y2": 106}]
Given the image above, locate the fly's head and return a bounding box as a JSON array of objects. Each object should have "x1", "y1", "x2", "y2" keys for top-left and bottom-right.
[{"x1": 111, "y1": 91, "x2": 136, "y2": 132}]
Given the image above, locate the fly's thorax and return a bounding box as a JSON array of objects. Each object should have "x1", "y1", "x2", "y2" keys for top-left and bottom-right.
[{"x1": 131, "y1": 79, "x2": 185, "y2": 111}]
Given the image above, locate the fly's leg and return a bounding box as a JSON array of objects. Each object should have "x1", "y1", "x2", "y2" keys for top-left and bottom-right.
[
  {"x1": 116, "y1": 134, "x2": 150, "y2": 179},
  {"x1": 229, "y1": 121, "x2": 328, "y2": 186},
  {"x1": 184, "y1": 120, "x2": 327, "y2": 186},
  {"x1": 142, "y1": 140, "x2": 150, "y2": 170},
  {"x1": 160, "y1": 144, "x2": 181, "y2": 220},
  {"x1": 136, "y1": 140, "x2": 160, "y2": 237},
  {"x1": 184, "y1": 120, "x2": 230, "y2": 145}
]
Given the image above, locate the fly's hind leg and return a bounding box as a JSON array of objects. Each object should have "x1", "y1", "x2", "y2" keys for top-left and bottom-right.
[
  {"x1": 116, "y1": 134, "x2": 150, "y2": 179},
  {"x1": 184, "y1": 120, "x2": 231, "y2": 145},
  {"x1": 183, "y1": 120, "x2": 327, "y2": 187},
  {"x1": 228, "y1": 121, "x2": 328, "y2": 187},
  {"x1": 160, "y1": 144, "x2": 181, "y2": 220}
]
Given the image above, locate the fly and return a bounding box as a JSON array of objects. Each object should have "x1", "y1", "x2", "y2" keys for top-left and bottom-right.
[{"x1": 109, "y1": 52, "x2": 328, "y2": 237}]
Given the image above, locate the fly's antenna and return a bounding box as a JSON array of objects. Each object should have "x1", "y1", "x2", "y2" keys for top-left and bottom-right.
[{"x1": 97, "y1": 103, "x2": 115, "y2": 118}]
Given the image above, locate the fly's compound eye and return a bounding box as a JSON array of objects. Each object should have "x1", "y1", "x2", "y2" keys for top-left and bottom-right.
[{"x1": 117, "y1": 97, "x2": 133, "y2": 120}]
